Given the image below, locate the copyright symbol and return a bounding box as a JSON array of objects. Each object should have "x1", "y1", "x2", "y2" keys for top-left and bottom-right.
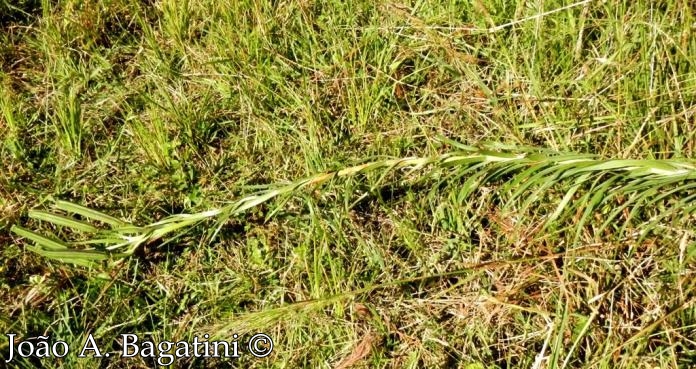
[{"x1": 248, "y1": 333, "x2": 273, "y2": 358}]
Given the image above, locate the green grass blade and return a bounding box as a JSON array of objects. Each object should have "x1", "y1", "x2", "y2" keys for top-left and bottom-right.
[
  {"x1": 53, "y1": 200, "x2": 128, "y2": 227},
  {"x1": 29, "y1": 210, "x2": 99, "y2": 233},
  {"x1": 11, "y1": 226, "x2": 70, "y2": 251}
]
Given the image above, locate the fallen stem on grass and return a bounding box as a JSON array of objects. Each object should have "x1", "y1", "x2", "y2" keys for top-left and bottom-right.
[{"x1": 11, "y1": 142, "x2": 696, "y2": 267}]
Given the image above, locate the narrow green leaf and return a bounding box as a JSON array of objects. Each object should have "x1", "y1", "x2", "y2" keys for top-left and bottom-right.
[
  {"x1": 54, "y1": 200, "x2": 128, "y2": 227},
  {"x1": 573, "y1": 176, "x2": 619, "y2": 244},
  {"x1": 25, "y1": 244, "x2": 97, "y2": 268},
  {"x1": 546, "y1": 181, "x2": 583, "y2": 227},
  {"x1": 29, "y1": 210, "x2": 99, "y2": 233},
  {"x1": 11, "y1": 226, "x2": 69, "y2": 250},
  {"x1": 28, "y1": 245, "x2": 127, "y2": 261}
]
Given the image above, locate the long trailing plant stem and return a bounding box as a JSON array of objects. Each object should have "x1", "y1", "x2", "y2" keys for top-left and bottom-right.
[{"x1": 11, "y1": 142, "x2": 696, "y2": 267}]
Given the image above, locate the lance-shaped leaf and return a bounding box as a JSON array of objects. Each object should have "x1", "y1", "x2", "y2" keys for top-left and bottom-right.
[
  {"x1": 29, "y1": 210, "x2": 99, "y2": 233},
  {"x1": 11, "y1": 226, "x2": 70, "y2": 251},
  {"x1": 54, "y1": 200, "x2": 129, "y2": 227}
]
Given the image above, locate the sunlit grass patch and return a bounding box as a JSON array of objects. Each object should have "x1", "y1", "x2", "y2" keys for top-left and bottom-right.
[{"x1": 1, "y1": 0, "x2": 695, "y2": 367}]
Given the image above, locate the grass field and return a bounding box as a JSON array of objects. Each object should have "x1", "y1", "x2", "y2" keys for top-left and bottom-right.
[{"x1": 1, "y1": 0, "x2": 695, "y2": 368}]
